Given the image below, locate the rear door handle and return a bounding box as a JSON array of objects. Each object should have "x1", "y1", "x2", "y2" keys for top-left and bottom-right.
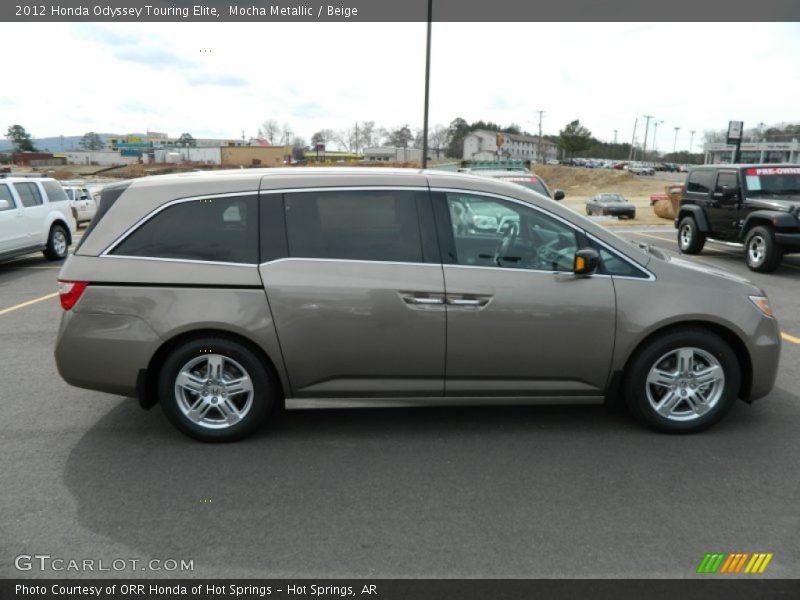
[{"x1": 400, "y1": 294, "x2": 445, "y2": 306}]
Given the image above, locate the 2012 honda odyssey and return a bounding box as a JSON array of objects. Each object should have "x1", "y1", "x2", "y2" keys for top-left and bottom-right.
[{"x1": 54, "y1": 168, "x2": 781, "y2": 441}]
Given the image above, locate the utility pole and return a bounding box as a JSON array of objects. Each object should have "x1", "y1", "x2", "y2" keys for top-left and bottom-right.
[
  {"x1": 613, "y1": 129, "x2": 617, "y2": 144},
  {"x1": 652, "y1": 120, "x2": 663, "y2": 153},
  {"x1": 673, "y1": 126, "x2": 680, "y2": 154},
  {"x1": 641, "y1": 115, "x2": 653, "y2": 160},
  {"x1": 355, "y1": 122, "x2": 359, "y2": 154},
  {"x1": 536, "y1": 109, "x2": 544, "y2": 164},
  {"x1": 421, "y1": 0, "x2": 432, "y2": 168},
  {"x1": 629, "y1": 118, "x2": 638, "y2": 160},
  {"x1": 689, "y1": 130, "x2": 695, "y2": 154}
]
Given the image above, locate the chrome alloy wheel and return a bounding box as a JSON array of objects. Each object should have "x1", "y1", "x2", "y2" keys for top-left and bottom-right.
[
  {"x1": 645, "y1": 347, "x2": 725, "y2": 422},
  {"x1": 53, "y1": 229, "x2": 68, "y2": 256},
  {"x1": 679, "y1": 223, "x2": 693, "y2": 250},
  {"x1": 747, "y1": 234, "x2": 766, "y2": 265},
  {"x1": 174, "y1": 354, "x2": 254, "y2": 430}
]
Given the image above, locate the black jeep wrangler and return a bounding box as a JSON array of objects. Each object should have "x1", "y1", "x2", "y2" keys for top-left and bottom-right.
[{"x1": 675, "y1": 164, "x2": 800, "y2": 272}]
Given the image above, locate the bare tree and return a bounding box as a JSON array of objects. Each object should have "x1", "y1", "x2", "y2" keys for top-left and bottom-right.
[
  {"x1": 428, "y1": 124, "x2": 448, "y2": 159},
  {"x1": 358, "y1": 121, "x2": 377, "y2": 149},
  {"x1": 291, "y1": 136, "x2": 307, "y2": 161},
  {"x1": 333, "y1": 127, "x2": 359, "y2": 152},
  {"x1": 261, "y1": 120, "x2": 281, "y2": 145},
  {"x1": 311, "y1": 129, "x2": 335, "y2": 148},
  {"x1": 703, "y1": 129, "x2": 727, "y2": 144}
]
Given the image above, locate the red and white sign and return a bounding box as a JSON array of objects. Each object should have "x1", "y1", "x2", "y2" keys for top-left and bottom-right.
[{"x1": 746, "y1": 167, "x2": 800, "y2": 176}]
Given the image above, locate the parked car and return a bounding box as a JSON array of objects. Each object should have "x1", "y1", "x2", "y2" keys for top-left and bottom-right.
[
  {"x1": 585, "y1": 193, "x2": 636, "y2": 219},
  {"x1": 676, "y1": 164, "x2": 800, "y2": 272},
  {"x1": 0, "y1": 176, "x2": 76, "y2": 262},
  {"x1": 628, "y1": 163, "x2": 655, "y2": 176},
  {"x1": 54, "y1": 168, "x2": 780, "y2": 441},
  {"x1": 62, "y1": 185, "x2": 98, "y2": 225},
  {"x1": 469, "y1": 169, "x2": 565, "y2": 201}
]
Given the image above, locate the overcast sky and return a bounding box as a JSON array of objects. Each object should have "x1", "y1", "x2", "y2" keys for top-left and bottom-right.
[{"x1": 2, "y1": 22, "x2": 799, "y2": 151}]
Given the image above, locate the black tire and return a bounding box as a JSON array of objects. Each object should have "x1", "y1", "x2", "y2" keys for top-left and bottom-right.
[
  {"x1": 158, "y1": 337, "x2": 276, "y2": 442},
  {"x1": 623, "y1": 328, "x2": 740, "y2": 433},
  {"x1": 43, "y1": 223, "x2": 69, "y2": 260},
  {"x1": 586, "y1": 207, "x2": 592, "y2": 216},
  {"x1": 744, "y1": 225, "x2": 783, "y2": 273},
  {"x1": 677, "y1": 216, "x2": 706, "y2": 255}
]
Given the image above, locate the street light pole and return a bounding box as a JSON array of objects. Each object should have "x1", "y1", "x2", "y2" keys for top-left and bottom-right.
[
  {"x1": 652, "y1": 120, "x2": 663, "y2": 153},
  {"x1": 641, "y1": 115, "x2": 653, "y2": 160},
  {"x1": 673, "y1": 126, "x2": 680, "y2": 154},
  {"x1": 421, "y1": 0, "x2": 432, "y2": 169},
  {"x1": 536, "y1": 110, "x2": 544, "y2": 164},
  {"x1": 689, "y1": 130, "x2": 695, "y2": 153}
]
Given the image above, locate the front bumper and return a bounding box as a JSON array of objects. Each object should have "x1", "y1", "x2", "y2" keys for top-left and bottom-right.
[
  {"x1": 774, "y1": 231, "x2": 800, "y2": 248},
  {"x1": 747, "y1": 314, "x2": 782, "y2": 402}
]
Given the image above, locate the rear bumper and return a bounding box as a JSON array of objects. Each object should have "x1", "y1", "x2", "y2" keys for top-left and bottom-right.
[{"x1": 54, "y1": 310, "x2": 160, "y2": 397}]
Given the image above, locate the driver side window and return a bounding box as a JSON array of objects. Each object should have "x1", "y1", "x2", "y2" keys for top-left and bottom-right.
[{"x1": 445, "y1": 193, "x2": 578, "y2": 272}]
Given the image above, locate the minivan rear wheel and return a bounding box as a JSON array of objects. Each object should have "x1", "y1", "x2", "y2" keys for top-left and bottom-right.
[
  {"x1": 677, "y1": 216, "x2": 705, "y2": 255},
  {"x1": 158, "y1": 337, "x2": 275, "y2": 442},
  {"x1": 623, "y1": 329, "x2": 740, "y2": 433}
]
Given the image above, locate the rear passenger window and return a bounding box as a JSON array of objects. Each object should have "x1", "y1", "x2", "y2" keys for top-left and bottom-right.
[
  {"x1": 0, "y1": 184, "x2": 14, "y2": 210},
  {"x1": 111, "y1": 195, "x2": 258, "y2": 264},
  {"x1": 715, "y1": 172, "x2": 738, "y2": 192},
  {"x1": 41, "y1": 181, "x2": 68, "y2": 203},
  {"x1": 686, "y1": 170, "x2": 713, "y2": 194},
  {"x1": 13, "y1": 182, "x2": 43, "y2": 207},
  {"x1": 284, "y1": 190, "x2": 423, "y2": 263}
]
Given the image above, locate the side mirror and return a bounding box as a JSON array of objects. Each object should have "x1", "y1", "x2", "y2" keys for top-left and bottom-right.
[
  {"x1": 553, "y1": 190, "x2": 565, "y2": 201},
  {"x1": 0, "y1": 199, "x2": 10, "y2": 210},
  {"x1": 574, "y1": 247, "x2": 600, "y2": 276}
]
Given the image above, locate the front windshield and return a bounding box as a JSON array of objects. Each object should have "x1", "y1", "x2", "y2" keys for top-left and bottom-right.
[
  {"x1": 744, "y1": 167, "x2": 800, "y2": 196},
  {"x1": 598, "y1": 195, "x2": 624, "y2": 203}
]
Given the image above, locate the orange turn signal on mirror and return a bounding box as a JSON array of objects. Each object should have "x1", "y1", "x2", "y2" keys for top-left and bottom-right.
[{"x1": 575, "y1": 256, "x2": 586, "y2": 271}]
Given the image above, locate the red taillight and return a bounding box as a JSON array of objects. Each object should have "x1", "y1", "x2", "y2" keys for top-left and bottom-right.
[{"x1": 58, "y1": 280, "x2": 88, "y2": 310}]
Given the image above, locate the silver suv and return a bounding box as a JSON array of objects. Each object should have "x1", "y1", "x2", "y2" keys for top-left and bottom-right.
[{"x1": 54, "y1": 168, "x2": 781, "y2": 441}]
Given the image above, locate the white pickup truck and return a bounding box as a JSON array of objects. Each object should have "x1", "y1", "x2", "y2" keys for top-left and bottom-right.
[{"x1": 0, "y1": 176, "x2": 76, "y2": 262}]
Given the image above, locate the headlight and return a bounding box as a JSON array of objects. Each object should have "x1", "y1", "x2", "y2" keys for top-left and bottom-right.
[{"x1": 749, "y1": 295, "x2": 774, "y2": 318}]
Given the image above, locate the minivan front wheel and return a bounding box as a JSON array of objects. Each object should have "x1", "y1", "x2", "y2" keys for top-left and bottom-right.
[
  {"x1": 624, "y1": 329, "x2": 740, "y2": 433},
  {"x1": 158, "y1": 337, "x2": 274, "y2": 442},
  {"x1": 677, "y1": 216, "x2": 705, "y2": 255}
]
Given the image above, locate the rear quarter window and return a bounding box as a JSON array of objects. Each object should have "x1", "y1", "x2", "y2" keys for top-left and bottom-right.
[
  {"x1": 41, "y1": 181, "x2": 68, "y2": 203},
  {"x1": 111, "y1": 195, "x2": 259, "y2": 264},
  {"x1": 686, "y1": 170, "x2": 714, "y2": 194}
]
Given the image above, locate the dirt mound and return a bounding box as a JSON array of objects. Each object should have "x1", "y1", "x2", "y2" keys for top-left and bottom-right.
[{"x1": 532, "y1": 165, "x2": 635, "y2": 191}]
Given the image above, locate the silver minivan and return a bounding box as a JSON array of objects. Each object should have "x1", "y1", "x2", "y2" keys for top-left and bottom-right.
[{"x1": 54, "y1": 168, "x2": 781, "y2": 441}]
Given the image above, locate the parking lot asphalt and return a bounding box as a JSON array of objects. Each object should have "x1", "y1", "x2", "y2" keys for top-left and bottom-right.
[{"x1": 1, "y1": 227, "x2": 799, "y2": 579}]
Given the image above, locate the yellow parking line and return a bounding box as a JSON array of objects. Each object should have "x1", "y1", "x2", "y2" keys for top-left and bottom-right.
[
  {"x1": 0, "y1": 292, "x2": 58, "y2": 316},
  {"x1": 782, "y1": 332, "x2": 800, "y2": 345}
]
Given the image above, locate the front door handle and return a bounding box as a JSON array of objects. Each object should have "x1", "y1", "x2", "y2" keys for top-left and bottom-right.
[{"x1": 446, "y1": 296, "x2": 492, "y2": 308}]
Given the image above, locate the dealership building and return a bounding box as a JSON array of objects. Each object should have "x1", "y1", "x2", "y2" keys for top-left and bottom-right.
[{"x1": 703, "y1": 141, "x2": 800, "y2": 164}]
